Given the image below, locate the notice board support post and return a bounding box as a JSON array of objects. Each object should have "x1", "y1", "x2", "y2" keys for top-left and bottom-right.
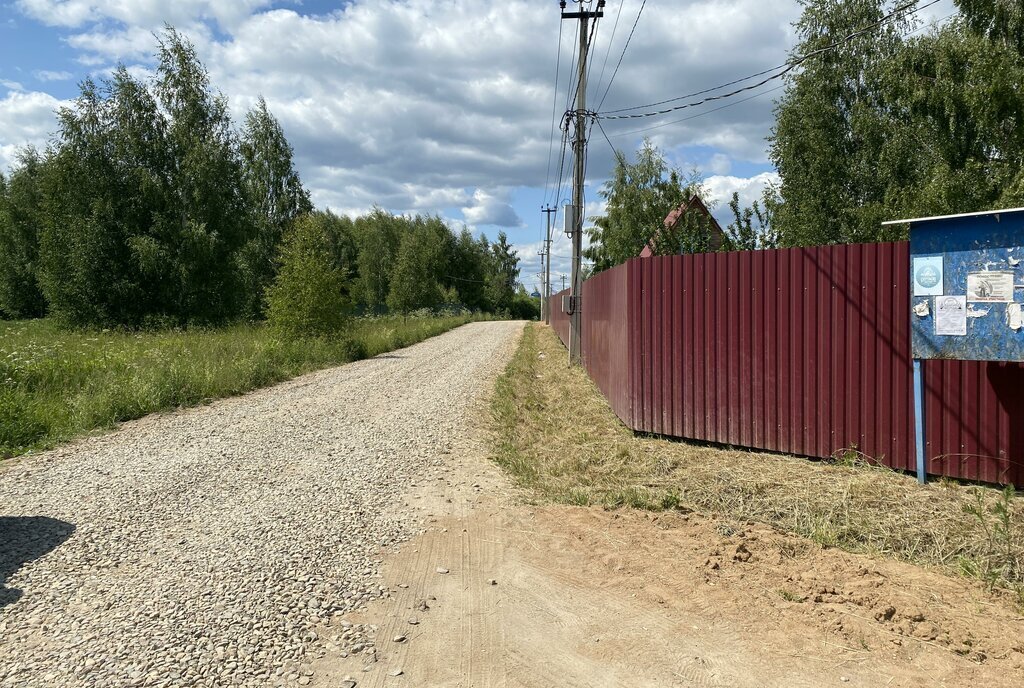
[{"x1": 912, "y1": 359, "x2": 926, "y2": 485}]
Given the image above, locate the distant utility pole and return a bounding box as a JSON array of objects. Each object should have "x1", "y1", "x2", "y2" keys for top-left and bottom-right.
[
  {"x1": 561, "y1": 0, "x2": 603, "y2": 365},
  {"x1": 541, "y1": 205, "x2": 556, "y2": 325},
  {"x1": 537, "y1": 247, "x2": 546, "y2": 322},
  {"x1": 561, "y1": 274, "x2": 568, "y2": 291}
]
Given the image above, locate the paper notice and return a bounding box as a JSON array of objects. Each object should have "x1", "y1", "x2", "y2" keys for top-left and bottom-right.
[
  {"x1": 967, "y1": 271, "x2": 1014, "y2": 302},
  {"x1": 913, "y1": 256, "x2": 943, "y2": 296},
  {"x1": 935, "y1": 295, "x2": 967, "y2": 336},
  {"x1": 1009, "y1": 303, "x2": 1023, "y2": 331},
  {"x1": 913, "y1": 300, "x2": 930, "y2": 317}
]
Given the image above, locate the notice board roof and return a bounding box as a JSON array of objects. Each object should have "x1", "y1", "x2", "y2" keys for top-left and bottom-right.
[{"x1": 882, "y1": 207, "x2": 1024, "y2": 226}]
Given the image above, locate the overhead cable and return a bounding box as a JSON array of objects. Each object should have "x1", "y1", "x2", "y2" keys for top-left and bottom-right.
[
  {"x1": 542, "y1": 19, "x2": 565, "y2": 208},
  {"x1": 597, "y1": 0, "x2": 942, "y2": 120},
  {"x1": 606, "y1": 83, "x2": 786, "y2": 138},
  {"x1": 595, "y1": 0, "x2": 646, "y2": 112},
  {"x1": 591, "y1": 0, "x2": 626, "y2": 101}
]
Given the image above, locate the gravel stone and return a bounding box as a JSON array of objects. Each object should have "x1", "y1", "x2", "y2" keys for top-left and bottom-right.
[{"x1": 0, "y1": 322, "x2": 522, "y2": 687}]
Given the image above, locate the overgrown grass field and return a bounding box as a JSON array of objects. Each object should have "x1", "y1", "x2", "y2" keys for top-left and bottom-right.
[
  {"x1": 492, "y1": 323, "x2": 1024, "y2": 604},
  {"x1": 1, "y1": 314, "x2": 480, "y2": 458}
]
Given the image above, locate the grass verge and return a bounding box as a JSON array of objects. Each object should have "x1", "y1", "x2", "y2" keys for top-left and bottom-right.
[
  {"x1": 1, "y1": 314, "x2": 484, "y2": 458},
  {"x1": 491, "y1": 323, "x2": 1024, "y2": 603}
]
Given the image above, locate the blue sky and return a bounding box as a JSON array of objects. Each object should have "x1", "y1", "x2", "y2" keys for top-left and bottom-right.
[{"x1": 0, "y1": 0, "x2": 958, "y2": 292}]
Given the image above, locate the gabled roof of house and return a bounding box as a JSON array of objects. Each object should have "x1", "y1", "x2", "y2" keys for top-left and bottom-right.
[{"x1": 639, "y1": 195, "x2": 725, "y2": 258}]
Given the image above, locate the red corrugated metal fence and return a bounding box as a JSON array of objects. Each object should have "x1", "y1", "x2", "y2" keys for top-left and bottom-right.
[{"x1": 546, "y1": 241, "x2": 1024, "y2": 485}]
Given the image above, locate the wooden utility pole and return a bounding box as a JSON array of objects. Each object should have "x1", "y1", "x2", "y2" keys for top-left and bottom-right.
[
  {"x1": 561, "y1": 0, "x2": 602, "y2": 364},
  {"x1": 541, "y1": 205, "x2": 556, "y2": 325}
]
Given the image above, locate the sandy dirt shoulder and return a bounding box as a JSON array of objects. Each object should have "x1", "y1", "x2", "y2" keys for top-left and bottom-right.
[{"x1": 313, "y1": 385, "x2": 1024, "y2": 688}]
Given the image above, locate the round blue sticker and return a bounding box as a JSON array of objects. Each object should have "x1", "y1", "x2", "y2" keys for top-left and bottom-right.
[{"x1": 916, "y1": 265, "x2": 941, "y2": 289}]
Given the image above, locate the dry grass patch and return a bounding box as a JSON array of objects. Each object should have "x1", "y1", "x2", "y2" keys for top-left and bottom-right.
[{"x1": 491, "y1": 323, "x2": 1024, "y2": 603}]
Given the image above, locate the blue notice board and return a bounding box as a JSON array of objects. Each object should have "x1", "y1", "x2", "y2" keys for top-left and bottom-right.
[{"x1": 898, "y1": 208, "x2": 1024, "y2": 362}]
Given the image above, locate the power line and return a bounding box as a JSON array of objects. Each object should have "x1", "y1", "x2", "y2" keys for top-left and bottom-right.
[
  {"x1": 542, "y1": 19, "x2": 565, "y2": 209},
  {"x1": 605, "y1": 83, "x2": 786, "y2": 138},
  {"x1": 597, "y1": 0, "x2": 941, "y2": 120},
  {"x1": 594, "y1": 117, "x2": 625, "y2": 164},
  {"x1": 600, "y1": 6, "x2": 956, "y2": 139},
  {"x1": 595, "y1": 0, "x2": 645, "y2": 112},
  {"x1": 591, "y1": 0, "x2": 625, "y2": 102},
  {"x1": 551, "y1": 124, "x2": 571, "y2": 217},
  {"x1": 550, "y1": 3, "x2": 581, "y2": 208}
]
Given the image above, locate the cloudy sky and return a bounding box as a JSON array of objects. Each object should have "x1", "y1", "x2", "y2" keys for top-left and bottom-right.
[{"x1": 0, "y1": 0, "x2": 957, "y2": 292}]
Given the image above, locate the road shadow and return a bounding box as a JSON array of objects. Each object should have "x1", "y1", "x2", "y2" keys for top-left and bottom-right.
[{"x1": 0, "y1": 516, "x2": 76, "y2": 608}]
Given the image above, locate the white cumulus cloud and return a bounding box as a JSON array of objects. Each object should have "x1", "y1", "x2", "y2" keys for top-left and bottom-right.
[
  {"x1": 462, "y1": 189, "x2": 523, "y2": 229},
  {"x1": 0, "y1": 89, "x2": 65, "y2": 172},
  {"x1": 4, "y1": 0, "x2": 880, "y2": 233}
]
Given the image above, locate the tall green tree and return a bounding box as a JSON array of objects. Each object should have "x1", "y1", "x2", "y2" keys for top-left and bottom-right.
[
  {"x1": 315, "y1": 210, "x2": 359, "y2": 283},
  {"x1": 38, "y1": 29, "x2": 255, "y2": 327},
  {"x1": 585, "y1": 140, "x2": 709, "y2": 271},
  {"x1": 723, "y1": 190, "x2": 780, "y2": 251},
  {"x1": 353, "y1": 207, "x2": 404, "y2": 311},
  {"x1": 386, "y1": 222, "x2": 448, "y2": 313},
  {"x1": 238, "y1": 96, "x2": 312, "y2": 317},
  {"x1": 449, "y1": 227, "x2": 490, "y2": 311},
  {"x1": 154, "y1": 27, "x2": 250, "y2": 322},
  {"x1": 485, "y1": 231, "x2": 519, "y2": 313},
  {"x1": 769, "y1": 0, "x2": 914, "y2": 246},
  {"x1": 266, "y1": 213, "x2": 350, "y2": 338},
  {"x1": 39, "y1": 69, "x2": 173, "y2": 326},
  {"x1": 958, "y1": 0, "x2": 1024, "y2": 51},
  {"x1": 0, "y1": 148, "x2": 48, "y2": 318},
  {"x1": 769, "y1": 1, "x2": 1024, "y2": 245},
  {"x1": 892, "y1": 14, "x2": 1024, "y2": 213}
]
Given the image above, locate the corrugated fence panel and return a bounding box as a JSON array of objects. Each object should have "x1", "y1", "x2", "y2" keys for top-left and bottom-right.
[
  {"x1": 925, "y1": 359, "x2": 1024, "y2": 485},
  {"x1": 580, "y1": 264, "x2": 632, "y2": 425},
  {"x1": 542, "y1": 241, "x2": 1023, "y2": 485},
  {"x1": 547, "y1": 289, "x2": 570, "y2": 347}
]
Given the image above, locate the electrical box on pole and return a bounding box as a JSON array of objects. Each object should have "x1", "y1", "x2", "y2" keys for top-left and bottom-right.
[
  {"x1": 883, "y1": 207, "x2": 1024, "y2": 484},
  {"x1": 563, "y1": 204, "x2": 577, "y2": 237}
]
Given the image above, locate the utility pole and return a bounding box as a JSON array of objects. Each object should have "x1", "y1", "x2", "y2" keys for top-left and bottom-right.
[
  {"x1": 560, "y1": 274, "x2": 567, "y2": 291},
  {"x1": 541, "y1": 205, "x2": 556, "y2": 325},
  {"x1": 561, "y1": 0, "x2": 602, "y2": 365},
  {"x1": 537, "y1": 248, "x2": 547, "y2": 322}
]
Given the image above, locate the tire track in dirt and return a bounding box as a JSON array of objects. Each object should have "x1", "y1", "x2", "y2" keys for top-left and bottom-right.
[{"x1": 310, "y1": 437, "x2": 1024, "y2": 687}]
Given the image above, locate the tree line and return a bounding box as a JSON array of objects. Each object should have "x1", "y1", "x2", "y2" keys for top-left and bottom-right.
[
  {"x1": 0, "y1": 28, "x2": 535, "y2": 330},
  {"x1": 587, "y1": 0, "x2": 1024, "y2": 270}
]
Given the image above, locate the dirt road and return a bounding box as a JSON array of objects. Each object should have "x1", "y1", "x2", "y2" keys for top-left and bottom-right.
[
  {"x1": 316, "y1": 393, "x2": 1024, "y2": 687},
  {"x1": 0, "y1": 321, "x2": 524, "y2": 687},
  {"x1": 3, "y1": 319, "x2": 1022, "y2": 687}
]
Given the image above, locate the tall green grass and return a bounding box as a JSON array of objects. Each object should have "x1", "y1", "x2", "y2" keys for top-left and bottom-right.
[{"x1": 0, "y1": 314, "x2": 482, "y2": 458}]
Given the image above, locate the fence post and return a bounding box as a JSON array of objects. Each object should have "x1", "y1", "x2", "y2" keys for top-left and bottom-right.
[{"x1": 913, "y1": 359, "x2": 926, "y2": 484}]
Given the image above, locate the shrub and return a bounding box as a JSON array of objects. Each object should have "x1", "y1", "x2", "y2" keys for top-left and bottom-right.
[{"x1": 266, "y1": 215, "x2": 351, "y2": 339}]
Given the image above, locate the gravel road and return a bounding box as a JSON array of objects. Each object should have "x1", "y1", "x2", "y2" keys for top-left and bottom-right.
[{"x1": 0, "y1": 320, "x2": 523, "y2": 688}]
